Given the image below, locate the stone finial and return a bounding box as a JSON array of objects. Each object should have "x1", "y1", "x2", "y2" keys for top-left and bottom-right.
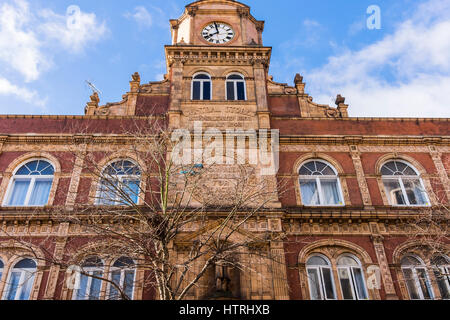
[
  {"x1": 294, "y1": 73, "x2": 305, "y2": 94},
  {"x1": 132, "y1": 72, "x2": 140, "y2": 83},
  {"x1": 85, "y1": 92, "x2": 100, "y2": 115},
  {"x1": 335, "y1": 94, "x2": 349, "y2": 118},
  {"x1": 294, "y1": 73, "x2": 303, "y2": 85},
  {"x1": 130, "y1": 72, "x2": 141, "y2": 93},
  {"x1": 90, "y1": 92, "x2": 100, "y2": 105},
  {"x1": 187, "y1": 6, "x2": 198, "y2": 17},
  {"x1": 335, "y1": 94, "x2": 346, "y2": 105}
]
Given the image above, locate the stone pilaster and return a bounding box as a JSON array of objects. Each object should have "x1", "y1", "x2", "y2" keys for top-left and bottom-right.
[
  {"x1": 270, "y1": 241, "x2": 290, "y2": 300},
  {"x1": 65, "y1": 138, "x2": 88, "y2": 210},
  {"x1": 428, "y1": 144, "x2": 450, "y2": 202},
  {"x1": 349, "y1": 144, "x2": 373, "y2": 206},
  {"x1": 253, "y1": 61, "x2": 270, "y2": 129},
  {"x1": 369, "y1": 223, "x2": 398, "y2": 299},
  {"x1": 168, "y1": 60, "x2": 184, "y2": 129}
]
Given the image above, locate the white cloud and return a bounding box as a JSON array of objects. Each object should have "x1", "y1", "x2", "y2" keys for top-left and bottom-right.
[
  {"x1": 0, "y1": 1, "x2": 107, "y2": 80},
  {"x1": 0, "y1": 77, "x2": 47, "y2": 108},
  {"x1": 305, "y1": 0, "x2": 450, "y2": 117},
  {"x1": 0, "y1": 0, "x2": 107, "y2": 112},
  {"x1": 0, "y1": 0, "x2": 48, "y2": 82},
  {"x1": 39, "y1": 5, "x2": 108, "y2": 53},
  {"x1": 125, "y1": 5, "x2": 168, "y2": 29},
  {"x1": 125, "y1": 6, "x2": 153, "y2": 28}
]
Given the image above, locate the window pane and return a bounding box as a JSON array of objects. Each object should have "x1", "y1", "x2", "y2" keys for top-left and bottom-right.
[
  {"x1": 322, "y1": 268, "x2": 336, "y2": 299},
  {"x1": 194, "y1": 74, "x2": 210, "y2": 80},
  {"x1": 300, "y1": 179, "x2": 319, "y2": 205},
  {"x1": 227, "y1": 82, "x2": 235, "y2": 100},
  {"x1": 89, "y1": 271, "x2": 103, "y2": 300},
  {"x1": 124, "y1": 270, "x2": 135, "y2": 299},
  {"x1": 109, "y1": 270, "x2": 121, "y2": 300},
  {"x1": 307, "y1": 256, "x2": 329, "y2": 266},
  {"x1": 192, "y1": 81, "x2": 201, "y2": 100},
  {"x1": 416, "y1": 268, "x2": 433, "y2": 299},
  {"x1": 321, "y1": 179, "x2": 341, "y2": 205},
  {"x1": 338, "y1": 268, "x2": 355, "y2": 300},
  {"x1": 237, "y1": 82, "x2": 245, "y2": 100},
  {"x1": 403, "y1": 268, "x2": 420, "y2": 300},
  {"x1": 18, "y1": 272, "x2": 35, "y2": 300},
  {"x1": 28, "y1": 179, "x2": 52, "y2": 206},
  {"x1": 76, "y1": 274, "x2": 89, "y2": 300},
  {"x1": 202, "y1": 81, "x2": 211, "y2": 100},
  {"x1": 353, "y1": 267, "x2": 368, "y2": 299},
  {"x1": 434, "y1": 268, "x2": 450, "y2": 299},
  {"x1": 6, "y1": 272, "x2": 21, "y2": 300},
  {"x1": 383, "y1": 179, "x2": 406, "y2": 205},
  {"x1": 402, "y1": 179, "x2": 428, "y2": 205},
  {"x1": 337, "y1": 256, "x2": 359, "y2": 266},
  {"x1": 123, "y1": 179, "x2": 140, "y2": 205},
  {"x1": 8, "y1": 180, "x2": 30, "y2": 206},
  {"x1": 98, "y1": 180, "x2": 119, "y2": 205},
  {"x1": 307, "y1": 269, "x2": 322, "y2": 300}
]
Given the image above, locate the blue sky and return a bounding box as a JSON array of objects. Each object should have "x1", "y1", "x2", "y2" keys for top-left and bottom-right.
[{"x1": 0, "y1": 0, "x2": 449, "y2": 117}]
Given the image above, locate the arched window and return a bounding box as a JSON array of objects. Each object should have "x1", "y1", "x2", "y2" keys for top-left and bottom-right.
[
  {"x1": 306, "y1": 255, "x2": 336, "y2": 300},
  {"x1": 191, "y1": 73, "x2": 212, "y2": 101},
  {"x1": 0, "y1": 259, "x2": 4, "y2": 281},
  {"x1": 108, "y1": 257, "x2": 136, "y2": 300},
  {"x1": 96, "y1": 160, "x2": 141, "y2": 206},
  {"x1": 4, "y1": 160, "x2": 54, "y2": 207},
  {"x1": 3, "y1": 259, "x2": 37, "y2": 300},
  {"x1": 226, "y1": 74, "x2": 246, "y2": 101},
  {"x1": 381, "y1": 160, "x2": 429, "y2": 206},
  {"x1": 73, "y1": 257, "x2": 104, "y2": 300},
  {"x1": 401, "y1": 255, "x2": 434, "y2": 300},
  {"x1": 337, "y1": 255, "x2": 368, "y2": 300},
  {"x1": 299, "y1": 160, "x2": 344, "y2": 206},
  {"x1": 431, "y1": 256, "x2": 450, "y2": 299}
]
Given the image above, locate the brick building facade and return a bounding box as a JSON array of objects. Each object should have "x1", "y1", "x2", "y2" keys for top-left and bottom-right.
[{"x1": 0, "y1": 0, "x2": 448, "y2": 300}]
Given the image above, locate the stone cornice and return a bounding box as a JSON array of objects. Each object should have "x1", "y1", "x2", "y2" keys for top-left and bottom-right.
[
  {"x1": 165, "y1": 45, "x2": 272, "y2": 67},
  {"x1": 279, "y1": 135, "x2": 450, "y2": 146}
]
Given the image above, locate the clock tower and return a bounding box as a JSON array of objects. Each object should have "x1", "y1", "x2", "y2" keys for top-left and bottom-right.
[{"x1": 166, "y1": 0, "x2": 272, "y2": 131}]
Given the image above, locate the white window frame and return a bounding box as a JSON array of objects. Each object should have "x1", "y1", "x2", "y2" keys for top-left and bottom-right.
[
  {"x1": 191, "y1": 72, "x2": 212, "y2": 101},
  {"x1": 2, "y1": 159, "x2": 54, "y2": 208},
  {"x1": 299, "y1": 160, "x2": 345, "y2": 207},
  {"x1": 72, "y1": 263, "x2": 104, "y2": 300},
  {"x1": 107, "y1": 259, "x2": 137, "y2": 300},
  {"x1": 2, "y1": 259, "x2": 37, "y2": 301},
  {"x1": 381, "y1": 160, "x2": 430, "y2": 207},
  {"x1": 401, "y1": 256, "x2": 434, "y2": 300},
  {"x1": 225, "y1": 73, "x2": 247, "y2": 101},
  {"x1": 337, "y1": 255, "x2": 369, "y2": 300},
  {"x1": 306, "y1": 255, "x2": 337, "y2": 300},
  {"x1": 95, "y1": 160, "x2": 141, "y2": 206}
]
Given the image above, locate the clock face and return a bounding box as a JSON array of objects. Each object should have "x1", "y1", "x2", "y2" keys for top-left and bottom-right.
[{"x1": 202, "y1": 22, "x2": 235, "y2": 44}]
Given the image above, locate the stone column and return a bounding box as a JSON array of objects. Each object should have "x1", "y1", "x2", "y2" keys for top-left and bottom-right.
[{"x1": 270, "y1": 241, "x2": 290, "y2": 300}]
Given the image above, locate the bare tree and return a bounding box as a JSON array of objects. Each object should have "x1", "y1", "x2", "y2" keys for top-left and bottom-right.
[
  {"x1": 402, "y1": 158, "x2": 450, "y2": 299},
  {"x1": 3, "y1": 115, "x2": 286, "y2": 301}
]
